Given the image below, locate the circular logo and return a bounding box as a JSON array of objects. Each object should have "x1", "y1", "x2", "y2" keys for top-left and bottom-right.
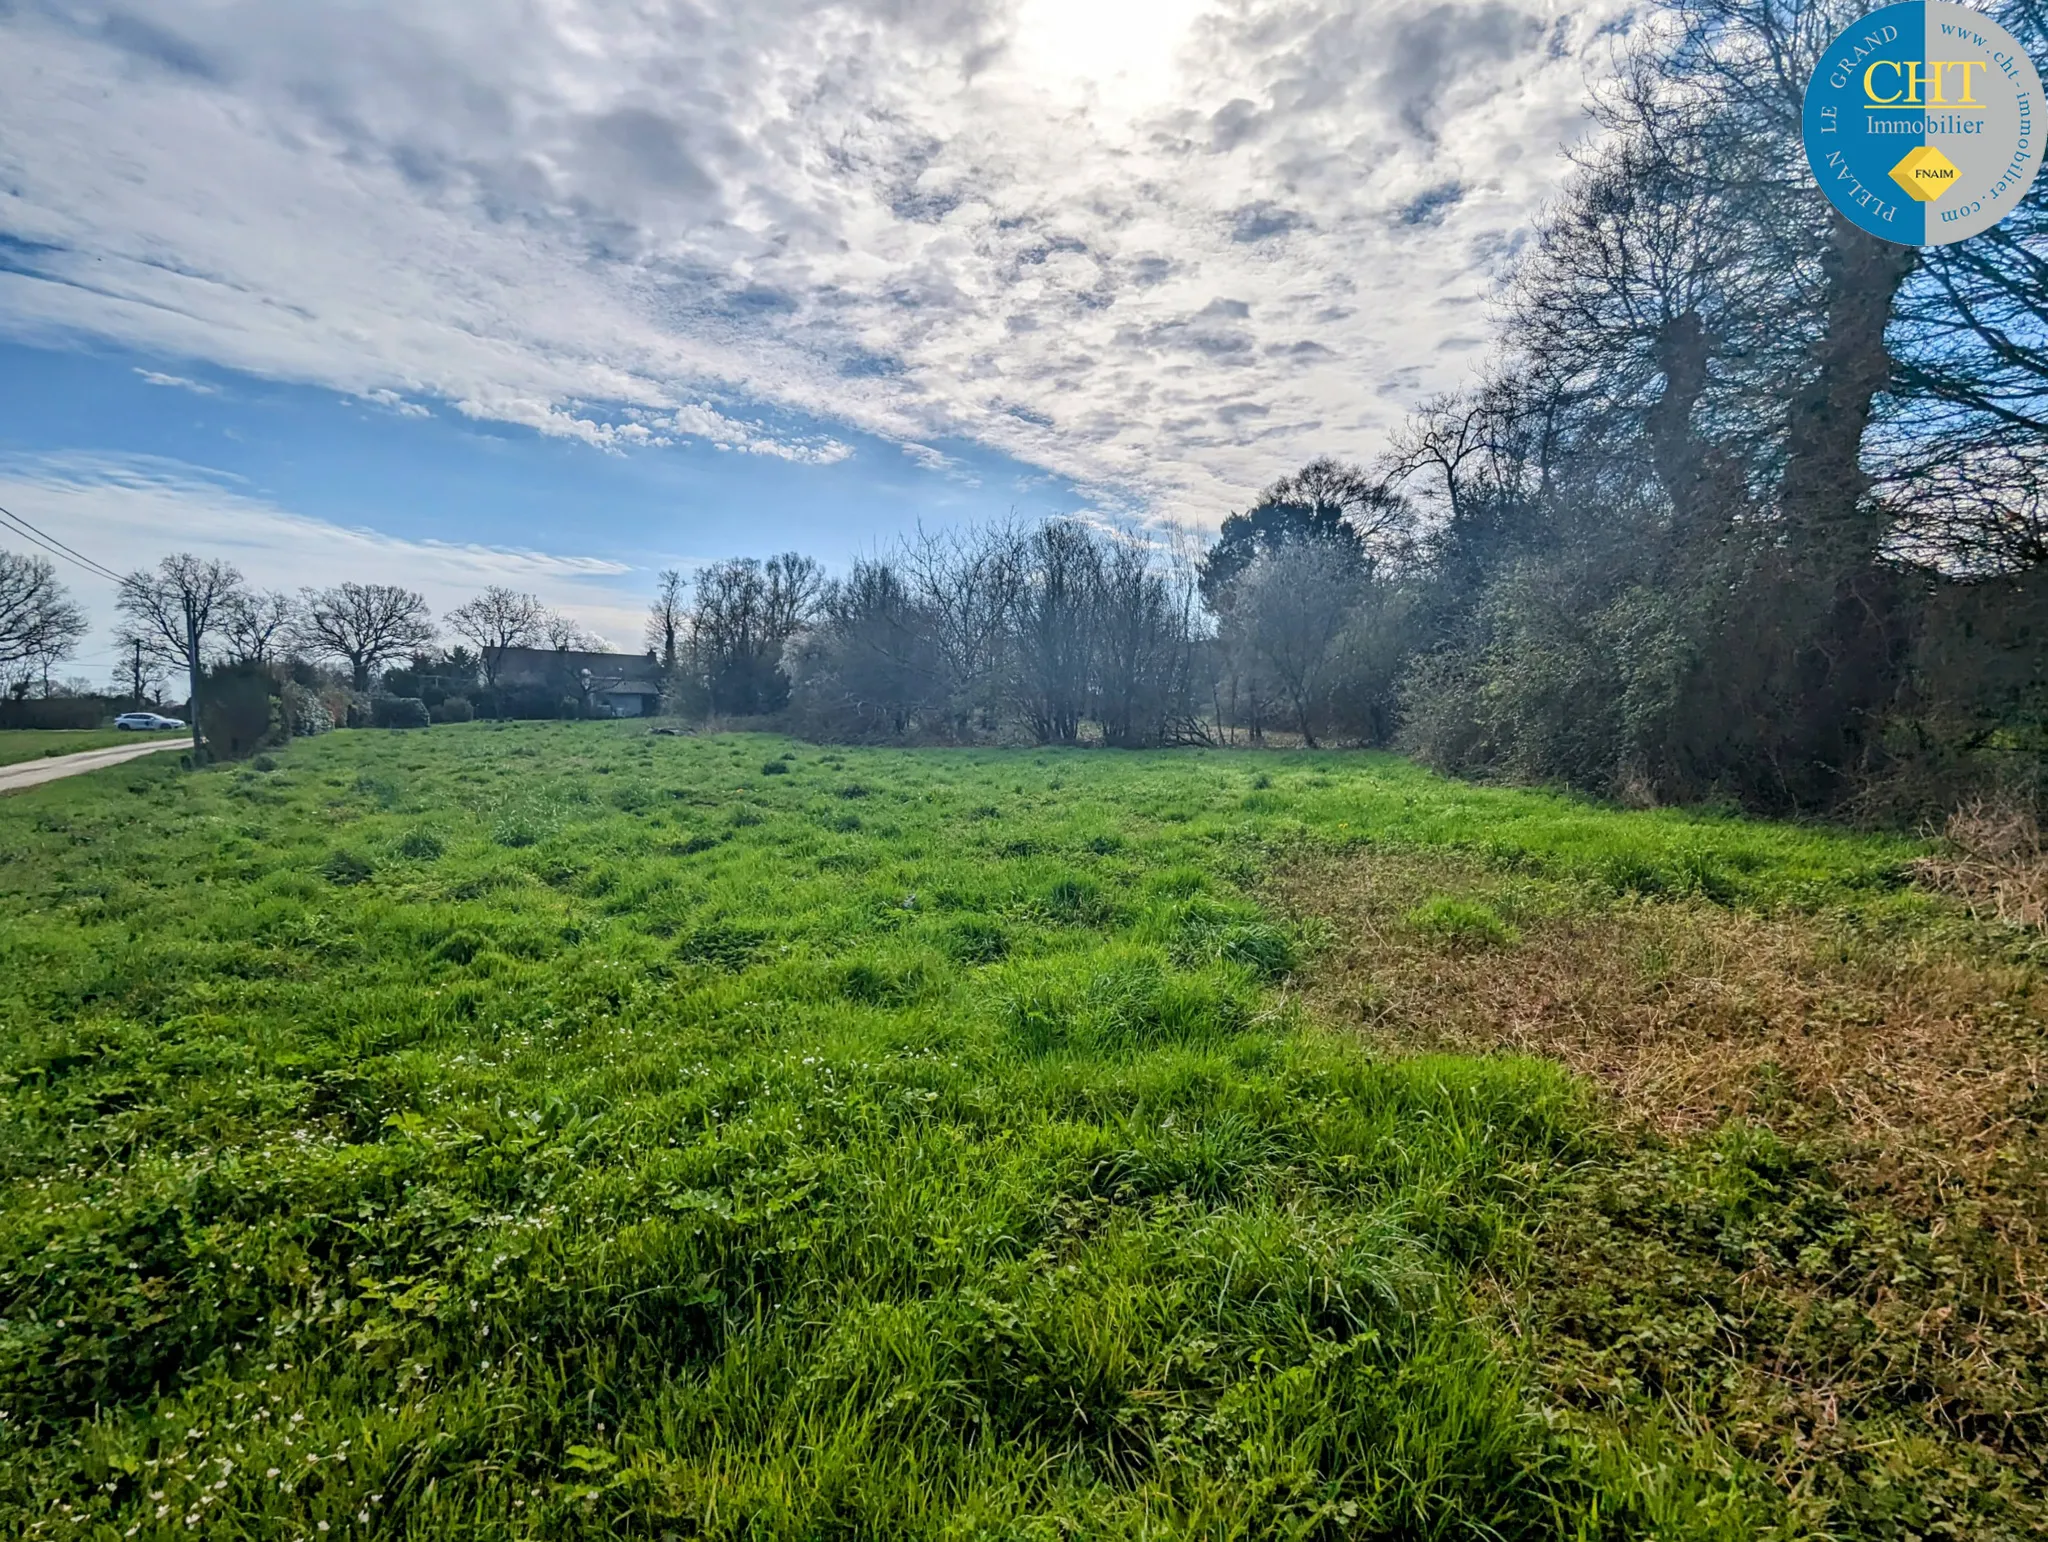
[{"x1": 1803, "y1": 1, "x2": 2043, "y2": 244}]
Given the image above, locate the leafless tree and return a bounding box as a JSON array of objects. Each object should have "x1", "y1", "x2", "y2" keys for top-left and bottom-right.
[
  {"x1": 0, "y1": 552, "x2": 88, "y2": 692},
  {"x1": 446, "y1": 586, "x2": 545, "y2": 687},
  {"x1": 1091, "y1": 531, "x2": 1201, "y2": 747},
  {"x1": 1009, "y1": 520, "x2": 1100, "y2": 744},
  {"x1": 221, "y1": 590, "x2": 301, "y2": 668},
  {"x1": 902, "y1": 523, "x2": 1026, "y2": 737},
  {"x1": 1226, "y1": 543, "x2": 1359, "y2": 748},
  {"x1": 116, "y1": 553, "x2": 246, "y2": 757},
  {"x1": 542, "y1": 610, "x2": 605, "y2": 651},
  {"x1": 299, "y1": 583, "x2": 435, "y2": 689},
  {"x1": 645, "y1": 569, "x2": 686, "y2": 674},
  {"x1": 686, "y1": 553, "x2": 822, "y2": 715},
  {"x1": 788, "y1": 558, "x2": 941, "y2": 737}
]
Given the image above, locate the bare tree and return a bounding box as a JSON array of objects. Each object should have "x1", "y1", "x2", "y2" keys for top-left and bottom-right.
[
  {"x1": 645, "y1": 569, "x2": 686, "y2": 674},
  {"x1": 1010, "y1": 520, "x2": 1100, "y2": 744},
  {"x1": 788, "y1": 558, "x2": 940, "y2": 737},
  {"x1": 299, "y1": 583, "x2": 436, "y2": 690},
  {"x1": 446, "y1": 587, "x2": 544, "y2": 687},
  {"x1": 760, "y1": 554, "x2": 824, "y2": 645},
  {"x1": 1091, "y1": 531, "x2": 1200, "y2": 748},
  {"x1": 116, "y1": 553, "x2": 246, "y2": 758},
  {"x1": 903, "y1": 523, "x2": 1025, "y2": 737},
  {"x1": 222, "y1": 590, "x2": 301, "y2": 667},
  {"x1": 0, "y1": 552, "x2": 88, "y2": 693},
  {"x1": 542, "y1": 610, "x2": 605, "y2": 651},
  {"x1": 107, "y1": 634, "x2": 170, "y2": 708},
  {"x1": 687, "y1": 553, "x2": 822, "y2": 715},
  {"x1": 1227, "y1": 543, "x2": 1358, "y2": 748}
]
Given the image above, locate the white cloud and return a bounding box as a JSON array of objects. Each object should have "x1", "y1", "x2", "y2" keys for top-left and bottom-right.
[
  {"x1": 901, "y1": 443, "x2": 952, "y2": 472},
  {"x1": 0, "y1": 1, "x2": 1633, "y2": 522},
  {"x1": 362, "y1": 387, "x2": 431, "y2": 418},
  {"x1": 0, "y1": 451, "x2": 656, "y2": 662},
  {"x1": 667, "y1": 404, "x2": 853, "y2": 463},
  {"x1": 134, "y1": 368, "x2": 217, "y2": 394}
]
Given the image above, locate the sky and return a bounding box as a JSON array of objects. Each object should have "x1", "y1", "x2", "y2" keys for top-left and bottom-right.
[{"x1": 0, "y1": 0, "x2": 1635, "y2": 666}]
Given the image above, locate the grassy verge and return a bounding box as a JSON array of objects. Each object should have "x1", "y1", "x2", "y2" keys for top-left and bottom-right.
[
  {"x1": 0, "y1": 729, "x2": 186, "y2": 767},
  {"x1": 0, "y1": 725, "x2": 2028, "y2": 1539}
]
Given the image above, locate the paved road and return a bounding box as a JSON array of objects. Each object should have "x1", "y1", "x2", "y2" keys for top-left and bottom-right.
[{"x1": 0, "y1": 739, "x2": 189, "y2": 795}]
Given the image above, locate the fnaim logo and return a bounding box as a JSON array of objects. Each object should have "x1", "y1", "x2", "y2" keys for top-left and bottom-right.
[{"x1": 1803, "y1": 1, "x2": 2043, "y2": 244}]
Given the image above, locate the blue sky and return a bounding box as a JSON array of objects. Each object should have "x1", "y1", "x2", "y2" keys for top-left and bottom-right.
[
  {"x1": 0, "y1": 0, "x2": 1631, "y2": 667},
  {"x1": 0, "y1": 337, "x2": 1072, "y2": 667}
]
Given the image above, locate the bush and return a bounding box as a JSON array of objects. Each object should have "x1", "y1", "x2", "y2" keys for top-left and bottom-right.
[
  {"x1": 430, "y1": 696, "x2": 474, "y2": 724},
  {"x1": 279, "y1": 681, "x2": 333, "y2": 737},
  {"x1": 324, "y1": 688, "x2": 371, "y2": 728},
  {"x1": 198, "y1": 665, "x2": 279, "y2": 761},
  {"x1": 371, "y1": 696, "x2": 431, "y2": 730}
]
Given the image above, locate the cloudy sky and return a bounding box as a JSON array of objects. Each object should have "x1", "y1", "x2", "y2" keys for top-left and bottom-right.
[{"x1": 0, "y1": 0, "x2": 1632, "y2": 664}]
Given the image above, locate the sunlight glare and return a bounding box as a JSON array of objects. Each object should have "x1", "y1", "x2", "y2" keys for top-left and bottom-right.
[{"x1": 1006, "y1": 0, "x2": 1215, "y2": 115}]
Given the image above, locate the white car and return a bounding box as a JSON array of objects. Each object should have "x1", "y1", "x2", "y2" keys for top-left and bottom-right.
[{"x1": 114, "y1": 712, "x2": 186, "y2": 730}]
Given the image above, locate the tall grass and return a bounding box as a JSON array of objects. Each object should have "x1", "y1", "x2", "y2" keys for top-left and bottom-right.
[{"x1": 0, "y1": 727, "x2": 1927, "y2": 1538}]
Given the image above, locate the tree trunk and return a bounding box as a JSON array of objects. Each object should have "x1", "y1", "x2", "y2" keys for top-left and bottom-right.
[{"x1": 1779, "y1": 216, "x2": 1918, "y2": 559}]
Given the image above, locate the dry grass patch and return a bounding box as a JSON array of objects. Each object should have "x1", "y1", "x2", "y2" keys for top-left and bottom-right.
[
  {"x1": 1272, "y1": 848, "x2": 2048, "y2": 1537},
  {"x1": 1269, "y1": 850, "x2": 2043, "y2": 1171},
  {"x1": 1914, "y1": 802, "x2": 2048, "y2": 933}
]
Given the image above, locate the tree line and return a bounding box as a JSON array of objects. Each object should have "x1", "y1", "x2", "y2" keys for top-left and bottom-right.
[
  {"x1": 0, "y1": 548, "x2": 637, "y2": 744},
  {"x1": 651, "y1": 0, "x2": 2045, "y2": 814},
  {"x1": 5, "y1": 0, "x2": 2040, "y2": 811}
]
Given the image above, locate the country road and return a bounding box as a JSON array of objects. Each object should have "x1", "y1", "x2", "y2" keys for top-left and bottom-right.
[{"x1": 0, "y1": 739, "x2": 189, "y2": 795}]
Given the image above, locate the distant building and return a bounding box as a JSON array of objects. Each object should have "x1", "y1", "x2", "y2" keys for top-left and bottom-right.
[{"x1": 493, "y1": 646, "x2": 664, "y2": 718}]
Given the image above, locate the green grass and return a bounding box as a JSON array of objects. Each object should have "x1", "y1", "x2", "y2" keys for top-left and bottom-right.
[
  {"x1": 0, "y1": 728, "x2": 185, "y2": 767},
  {"x1": 0, "y1": 727, "x2": 1946, "y2": 1538}
]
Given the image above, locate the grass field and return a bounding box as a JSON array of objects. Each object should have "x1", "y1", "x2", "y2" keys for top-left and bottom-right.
[
  {"x1": 0, "y1": 729, "x2": 185, "y2": 767},
  {"x1": 0, "y1": 724, "x2": 2041, "y2": 1539}
]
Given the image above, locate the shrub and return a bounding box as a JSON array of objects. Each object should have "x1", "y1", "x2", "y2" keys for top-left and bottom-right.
[
  {"x1": 372, "y1": 696, "x2": 431, "y2": 730},
  {"x1": 1405, "y1": 897, "x2": 1516, "y2": 952},
  {"x1": 279, "y1": 681, "x2": 333, "y2": 737},
  {"x1": 331, "y1": 689, "x2": 373, "y2": 728},
  {"x1": 1913, "y1": 802, "x2": 2047, "y2": 931},
  {"x1": 431, "y1": 696, "x2": 474, "y2": 724},
  {"x1": 198, "y1": 665, "x2": 279, "y2": 761}
]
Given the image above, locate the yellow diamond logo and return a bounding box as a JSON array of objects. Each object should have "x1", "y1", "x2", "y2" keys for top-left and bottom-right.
[{"x1": 1890, "y1": 145, "x2": 1960, "y2": 202}]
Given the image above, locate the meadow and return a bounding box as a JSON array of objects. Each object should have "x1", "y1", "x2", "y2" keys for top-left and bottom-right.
[{"x1": 0, "y1": 724, "x2": 2040, "y2": 1540}]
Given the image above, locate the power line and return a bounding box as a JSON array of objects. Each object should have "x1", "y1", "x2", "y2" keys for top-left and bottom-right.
[
  {"x1": 0, "y1": 503, "x2": 123, "y2": 579},
  {"x1": 0, "y1": 503, "x2": 126, "y2": 583}
]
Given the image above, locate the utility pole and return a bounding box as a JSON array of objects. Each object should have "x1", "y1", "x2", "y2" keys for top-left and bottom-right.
[
  {"x1": 131, "y1": 639, "x2": 143, "y2": 709},
  {"x1": 184, "y1": 597, "x2": 204, "y2": 764}
]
